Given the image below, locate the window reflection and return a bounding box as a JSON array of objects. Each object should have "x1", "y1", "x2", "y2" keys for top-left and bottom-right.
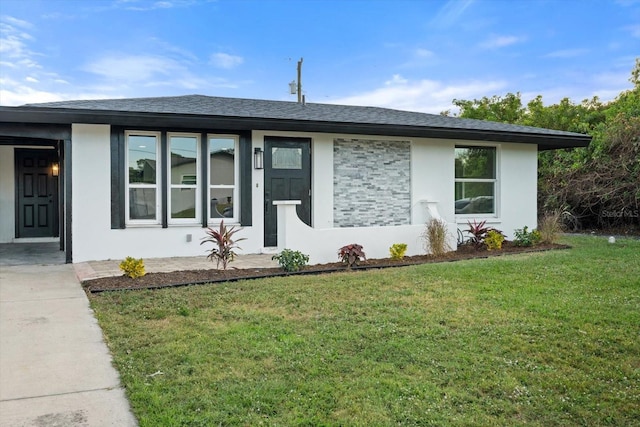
[
  {"x1": 129, "y1": 188, "x2": 156, "y2": 220},
  {"x1": 455, "y1": 146, "x2": 497, "y2": 215},
  {"x1": 210, "y1": 138, "x2": 235, "y2": 185},
  {"x1": 170, "y1": 136, "x2": 197, "y2": 185},
  {"x1": 209, "y1": 137, "x2": 236, "y2": 220},
  {"x1": 171, "y1": 188, "x2": 196, "y2": 219},
  {"x1": 128, "y1": 135, "x2": 157, "y2": 184}
]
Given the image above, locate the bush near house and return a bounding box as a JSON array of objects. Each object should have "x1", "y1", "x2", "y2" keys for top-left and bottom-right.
[
  {"x1": 389, "y1": 243, "x2": 408, "y2": 260},
  {"x1": 513, "y1": 226, "x2": 542, "y2": 247},
  {"x1": 463, "y1": 220, "x2": 504, "y2": 250},
  {"x1": 201, "y1": 220, "x2": 246, "y2": 270},
  {"x1": 538, "y1": 210, "x2": 564, "y2": 244},
  {"x1": 422, "y1": 218, "x2": 452, "y2": 256},
  {"x1": 484, "y1": 229, "x2": 505, "y2": 250},
  {"x1": 119, "y1": 256, "x2": 145, "y2": 279},
  {"x1": 338, "y1": 243, "x2": 366, "y2": 267},
  {"x1": 272, "y1": 249, "x2": 310, "y2": 272}
]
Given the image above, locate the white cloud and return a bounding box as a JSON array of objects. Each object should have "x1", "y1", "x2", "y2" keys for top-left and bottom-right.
[
  {"x1": 80, "y1": 52, "x2": 243, "y2": 95},
  {"x1": 327, "y1": 74, "x2": 507, "y2": 114},
  {"x1": 431, "y1": 0, "x2": 475, "y2": 28},
  {"x1": 544, "y1": 48, "x2": 589, "y2": 58},
  {"x1": 115, "y1": 0, "x2": 199, "y2": 11},
  {"x1": 386, "y1": 74, "x2": 408, "y2": 85},
  {"x1": 83, "y1": 54, "x2": 183, "y2": 82},
  {"x1": 519, "y1": 68, "x2": 633, "y2": 106},
  {"x1": 415, "y1": 48, "x2": 434, "y2": 58},
  {"x1": 0, "y1": 15, "x2": 33, "y2": 29},
  {"x1": 210, "y1": 52, "x2": 244, "y2": 69},
  {"x1": 0, "y1": 21, "x2": 36, "y2": 60},
  {"x1": 479, "y1": 35, "x2": 524, "y2": 49}
]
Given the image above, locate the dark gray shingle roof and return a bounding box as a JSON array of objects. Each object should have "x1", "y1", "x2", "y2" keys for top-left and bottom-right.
[{"x1": 24, "y1": 94, "x2": 585, "y2": 138}]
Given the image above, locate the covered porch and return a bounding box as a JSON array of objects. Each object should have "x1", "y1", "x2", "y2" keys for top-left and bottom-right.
[{"x1": 0, "y1": 123, "x2": 72, "y2": 263}]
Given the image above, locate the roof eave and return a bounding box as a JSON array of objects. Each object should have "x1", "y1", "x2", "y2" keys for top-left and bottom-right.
[{"x1": 0, "y1": 106, "x2": 591, "y2": 149}]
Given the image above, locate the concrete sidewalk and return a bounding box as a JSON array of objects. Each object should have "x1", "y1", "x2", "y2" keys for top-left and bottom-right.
[{"x1": 0, "y1": 264, "x2": 137, "y2": 426}]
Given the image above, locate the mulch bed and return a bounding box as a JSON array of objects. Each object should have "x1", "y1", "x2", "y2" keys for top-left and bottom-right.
[{"x1": 83, "y1": 242, "x2": 569, "y2": 293}]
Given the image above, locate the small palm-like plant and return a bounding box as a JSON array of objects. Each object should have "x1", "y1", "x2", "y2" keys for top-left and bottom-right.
[
  {"x1": 201, "y1": 220, "x2": 246, "y2": 270},
  {"x1": 465, "y1": 219, "x2": 490, "y2": 248}
]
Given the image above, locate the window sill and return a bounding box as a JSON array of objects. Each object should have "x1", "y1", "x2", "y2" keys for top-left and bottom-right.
[
  {"x1": 455, "y1": 215, "x2": 501, "y2": 225},
  {"x1": 124, "y1": 223, "x2": 162, "y2": 228},
  {"x1": 206, "y1": 220, "x2": 240, "y2": 227}
]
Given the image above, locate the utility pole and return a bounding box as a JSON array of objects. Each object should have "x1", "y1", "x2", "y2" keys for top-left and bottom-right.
[
  {"x1": 297, "y1": 57, "x2": 303, "y2": 103},
  {"x1": 289, "y1": 57, "x2": 304, "y2": 103}
]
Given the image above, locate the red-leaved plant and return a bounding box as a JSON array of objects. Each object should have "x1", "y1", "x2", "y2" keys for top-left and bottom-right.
[
  {"x1": 338, "y1": 243, "x2": 366, "y2": 267},
  {"x1": 201, "y1": 220, "x2": 246, "y2": 270},
  {"x1": 465, "y1": 220, "x2": 503, "y2": 249}
]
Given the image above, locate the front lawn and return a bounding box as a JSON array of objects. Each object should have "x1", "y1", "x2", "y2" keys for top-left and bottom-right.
[{"x1": 90, "y1": 236, "x2": 640, "y2": 426}]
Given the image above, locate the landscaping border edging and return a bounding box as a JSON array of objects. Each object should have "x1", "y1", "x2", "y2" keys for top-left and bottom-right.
[{"x1": 84, "y1": 245, "x2": 570, "y2": 293}]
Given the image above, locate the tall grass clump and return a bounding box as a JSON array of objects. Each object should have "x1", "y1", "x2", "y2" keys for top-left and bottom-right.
[
  {"x1": 422, "y1": 218, "x2": 451, "y2": 256},
  {"x1": 538, "y1": 210, "x2": 564, "y2": 244}
]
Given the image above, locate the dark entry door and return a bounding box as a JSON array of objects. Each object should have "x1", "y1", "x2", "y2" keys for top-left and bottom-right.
[
  {"x1": 15, "y1": 149, "x2": 58, "y2": 238},
  {"x1": 264, "y1": 137, "x2": 311, "y2": 247}
]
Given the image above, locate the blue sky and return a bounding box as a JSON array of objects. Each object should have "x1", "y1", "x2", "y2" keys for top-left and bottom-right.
[{"x1": 1, "y1": 0, "x2": 638, "y2": 113}]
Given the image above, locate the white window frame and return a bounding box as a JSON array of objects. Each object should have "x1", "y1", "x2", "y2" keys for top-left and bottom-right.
[
  {"x1": 168, "y1": 132, "x2": 201, "y2": 224},
  {"x1": 455, "y1": 144, "x2": 499, "y2": 218},
  {"x1": 125, "y1": 131, "x2": 161, "y2": 225},
  {"x1": 208, "y1": 134, "x2": 239, "y2": 224}
]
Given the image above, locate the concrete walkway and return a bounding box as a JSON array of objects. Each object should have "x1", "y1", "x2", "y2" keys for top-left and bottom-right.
[
  {"x1": 0, "y1": 264, "x2": 137, "y2": 427},
  {"x1": 75, "y1": 253, "x2": 278, "y2": 282}
]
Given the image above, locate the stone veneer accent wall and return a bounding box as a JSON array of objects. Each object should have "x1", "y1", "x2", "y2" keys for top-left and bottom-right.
[{"x1": 333, "y1": 138, "x2": 411, "y2": 227}]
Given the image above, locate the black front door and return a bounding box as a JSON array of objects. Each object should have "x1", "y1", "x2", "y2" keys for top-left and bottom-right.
[
  {"x1": 15, "y1": 149, "x2": 58, "y2": 238},
  {"x1": 264, "y1": 137, "x2": 311, "y2": 247}
]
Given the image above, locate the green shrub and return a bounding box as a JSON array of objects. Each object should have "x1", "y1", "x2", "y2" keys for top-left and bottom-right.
[
  {"x1": 485, "y1": 230, "x2": 505, "y2": 250},
  {"x1": 272, "y1": 249, "x2": 310, "y2": 272},
  {"x1": 201, "y1": 220, "x2": 246, "y2": 270},
  {"x1": 422, "y1": 218, "x2": 452, "y2": 256},
  {"x1": 513, "y1": 226, "x2": 542, "y2": 247},
  {"x1": 338, "y1": 243, "x2": 366, "y2": 267},
  {"x1": 119, "y1": 256, "x2": 145, "y2": 279},
  {"x1": 389, "y1": 243, "x2": 408, "y2": 260}
]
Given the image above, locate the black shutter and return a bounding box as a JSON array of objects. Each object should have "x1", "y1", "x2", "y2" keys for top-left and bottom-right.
[
  {"x1": 110, "y1": 127, "x2": 125, "y2": 229},
  {"x1": 239, "y1": 131, "x2": 252, "y2": 226}
]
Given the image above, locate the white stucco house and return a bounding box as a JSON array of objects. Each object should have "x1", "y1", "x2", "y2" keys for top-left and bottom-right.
[{"x1": 0, "y1": 95, "x2": 590, "y2": 264}]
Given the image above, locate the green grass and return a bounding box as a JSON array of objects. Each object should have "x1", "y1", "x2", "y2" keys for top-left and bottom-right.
[{"x1": 90, "y1": 236, "x2": 640, "y2": 426}]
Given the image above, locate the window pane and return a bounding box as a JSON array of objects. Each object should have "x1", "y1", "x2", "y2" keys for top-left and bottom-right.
[
  {"x1": 128, "y1": 135, "x2": 157, "y2": 184},
  {"x1": 171, "y1": 188, "x2": 196, "y2": 219},
  {"x1": 455, "y1": 182, "x2": 494, "y2": 214},
  {"x1": 129, "y1": 188, "x2": 156, "y2": 219},
  {"x1": 272, "y1": 147, "x2": 302, "y2": 169},
  {"x1": 210, "y1": 188, "x2": 234, "y2": 218},
  {"x1": 455, "y1": 147, "x2": 495, "y2": 179},
  {"x1": 170, "y1": 136, "x2": 197, "y2": 185},
  {"x1": 210, "y1": 138, "x2": 235, "y2": 185}
]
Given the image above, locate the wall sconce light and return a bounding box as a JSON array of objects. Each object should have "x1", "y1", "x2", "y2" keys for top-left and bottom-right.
[
  {"x1": 254, "y1": 147, "x2": 264, "y2": 169},
  {"x1": 51, "y1": 162, "x2": 59, "y2": 177}
]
